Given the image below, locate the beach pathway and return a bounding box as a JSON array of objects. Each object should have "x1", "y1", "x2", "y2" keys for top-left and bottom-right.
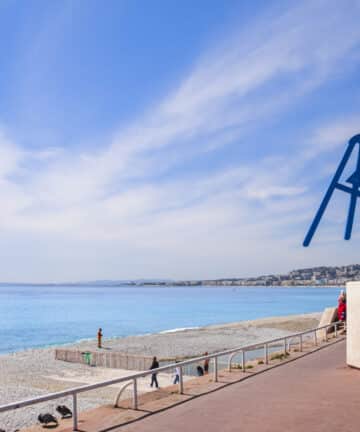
[{"x1": 119, "y1": 338, "x2": 356, "y2": 432}]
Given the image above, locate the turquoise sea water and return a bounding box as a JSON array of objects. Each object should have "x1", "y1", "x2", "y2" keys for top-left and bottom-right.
[{"x1": 0, "y1": 285, "x2": 341, "y2": 354}]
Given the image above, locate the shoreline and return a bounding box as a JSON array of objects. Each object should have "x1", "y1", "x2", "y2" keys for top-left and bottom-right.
[
  {"x1": 71, "y1": 312, "x2": 322, "y2": 358},
  {"x1": 0, "y1": 310, "x2": 326, "y2": 357},
  {"x1": 0, "y1": 312, "x2": 322, "y2": 358}
]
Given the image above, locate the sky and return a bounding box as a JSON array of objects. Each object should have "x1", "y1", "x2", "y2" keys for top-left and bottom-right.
[{"x1": 0, "y1": 0, "x2": 360, "y2": 282}]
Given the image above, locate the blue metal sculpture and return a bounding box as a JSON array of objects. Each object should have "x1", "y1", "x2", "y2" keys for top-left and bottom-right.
[{"x1": 303, "y1": 133, "x2": 360, "y2": 247}]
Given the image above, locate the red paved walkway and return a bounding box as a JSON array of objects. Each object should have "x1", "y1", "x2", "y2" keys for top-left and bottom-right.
[{"x1": 120, "y1": 340, "x2": 359, "y2": 432}]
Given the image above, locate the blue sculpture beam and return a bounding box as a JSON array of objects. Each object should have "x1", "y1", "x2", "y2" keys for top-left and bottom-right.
[
  {"x1": 335, "y1": 183, "x2": 360, "y2": 195},
  {"x1": 303, "y1": 134, "x2": 360, "y2": 247}
]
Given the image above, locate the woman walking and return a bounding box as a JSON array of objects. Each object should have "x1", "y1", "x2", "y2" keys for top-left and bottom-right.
[{"x1": 173, "y1": 362, "x2": 180, "y2": 385}]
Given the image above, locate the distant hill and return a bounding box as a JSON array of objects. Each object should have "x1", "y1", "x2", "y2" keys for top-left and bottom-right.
[
  {"x1": 163, "y1": 264, "x2": 360, "y2": 287},
  {"x1": 0, "y1": 264, "x2": 358, "y2": 287}
]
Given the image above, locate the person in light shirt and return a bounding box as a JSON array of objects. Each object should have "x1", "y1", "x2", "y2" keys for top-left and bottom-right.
[{"x1": 173, "y1": 361, "x2": 180, "y2": 384}]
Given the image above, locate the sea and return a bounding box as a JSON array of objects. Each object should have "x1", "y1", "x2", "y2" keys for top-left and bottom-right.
[{"x1": 0, "y1": 285, "x2": 341, "y2": 354}]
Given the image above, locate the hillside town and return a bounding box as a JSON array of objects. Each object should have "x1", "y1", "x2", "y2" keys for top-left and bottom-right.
[{"x1": 142, "y1": 264, "x2": 360, "y2": 287}]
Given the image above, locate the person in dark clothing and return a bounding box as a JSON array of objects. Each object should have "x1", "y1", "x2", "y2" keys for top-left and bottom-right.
[
  {"x1": 150, "y1": 356, "x2": 159, "y2": 388},
  {"x1": 204, "y1": 352, "x2": 209, "y2": 374},
  {"x1": 197, "y1": 365, "x2": 204, "y2": 376}
]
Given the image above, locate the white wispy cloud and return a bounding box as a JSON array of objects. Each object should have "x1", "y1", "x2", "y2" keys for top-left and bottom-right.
[
  {"x1": 0, "y1": 130, "x2": 24, "y2": 177},
  {"x1": 306, "y1": 115, "x2": 360, "y2": 158}
]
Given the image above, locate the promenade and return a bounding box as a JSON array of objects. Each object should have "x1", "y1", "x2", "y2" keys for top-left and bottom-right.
[
  {"x1": 23, "y1": 336, "x2": 360, "y2": 432},
  {"x1": 120, "y1": 339, "x2": 356, "y2": 432}
]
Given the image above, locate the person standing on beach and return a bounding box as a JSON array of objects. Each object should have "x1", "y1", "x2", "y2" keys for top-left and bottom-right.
[
  {"x1": 97, "y1": 328, "x2": 103, "y2": 348},
  {"x1": 150, "y1": 356, "x2": 159, "y2": 388}
]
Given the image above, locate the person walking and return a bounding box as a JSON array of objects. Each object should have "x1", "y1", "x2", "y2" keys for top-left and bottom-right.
[
  {"x1": 204, "y1": 352, "x2": 209, "y2": 374},
  {"x1": 150, "y1": 356, "x2": 159, "y2": 388},
  {"x1": 173, "y1": 362, "x2": 180, "y2": 385},
  {"x1": 97, "y1": 328, "x2": 103, "y2": 349}
]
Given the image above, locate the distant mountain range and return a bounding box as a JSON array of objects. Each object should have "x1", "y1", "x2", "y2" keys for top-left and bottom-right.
[
  {"x1": 0, "y1": 279, "x2": 172, "y2": 287},
  {"x1": 1, "y1": 264, "x2": 359, "y2": 287}
]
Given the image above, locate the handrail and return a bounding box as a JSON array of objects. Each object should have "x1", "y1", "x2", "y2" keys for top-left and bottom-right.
[{"x1": 0, "y1": 320, "x2": 345, "y2": 431}]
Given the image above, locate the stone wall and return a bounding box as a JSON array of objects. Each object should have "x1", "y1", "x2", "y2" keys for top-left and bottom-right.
[{"x1": 347, "y1": 281, "x2": 359, "y2": 368}]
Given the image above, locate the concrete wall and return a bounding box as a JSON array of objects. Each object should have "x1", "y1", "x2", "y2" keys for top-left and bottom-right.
[
  {"x1": 347, "y1": 281, "x2": 360, "y2": 368},
  {"x1": 55, "y1": 349, "x2": 153, "y2": 371}
]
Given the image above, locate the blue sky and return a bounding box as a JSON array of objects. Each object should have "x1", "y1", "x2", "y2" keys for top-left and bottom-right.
[{"x1": 0, "y1": 0, "x2": 360, "y2": 282}]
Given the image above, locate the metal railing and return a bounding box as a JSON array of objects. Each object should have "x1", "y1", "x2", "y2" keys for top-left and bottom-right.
[{"x1": 0, "y1": 321, "x2": 345, "y2": 431}]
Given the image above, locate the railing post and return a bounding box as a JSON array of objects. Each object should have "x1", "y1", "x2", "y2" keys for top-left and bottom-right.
[
  {"x1": 334, "y1": 323, "x2": 338, "y2": 337},
  {"x1": 242, "y1": 351, "x2": 246, "y2": 372},
  {"x1": 228, "y1": 354, "x2": 232, "y2": 372},
  {"x1": 72, "y1": 393, "x2": 78, "y2": 431},
  {"x1": 179, "y1": 366, "x2": 184, "y2": 394},
  {"x1": 264, "y1": 343, "x2": 269, "y2": 365},
  {"x1": 299, "y1": 334, "x2": 303, "y2": 352},
  {"x1": 325, "y1": 327, "x2": 328, "y2": 342},
  {"x1": 314, "y1": 330, "x2": 317, "y2": 346},
  {"x1": 284, "y1": 338, "x2": 287, "y2": 355},
  {"x1": 133, "y1": 378, "x2": 138, "y2": 410},
  {"x1": 213, "y1": 357, "x2": 218, "y2": 382}
]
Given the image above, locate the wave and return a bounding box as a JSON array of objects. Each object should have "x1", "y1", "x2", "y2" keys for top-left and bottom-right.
[{"x1": 159, "y1": 326, "x2": 199, "y2": 334}]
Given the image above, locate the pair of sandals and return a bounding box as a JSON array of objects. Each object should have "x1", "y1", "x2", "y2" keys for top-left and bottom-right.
[{"x1": 38, "y1": 405, "x2": 72, "y2": 428}]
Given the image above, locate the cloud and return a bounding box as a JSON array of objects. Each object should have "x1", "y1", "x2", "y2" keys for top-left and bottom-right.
[
  {"x1": 26, "y1": 147, "x2": 64, "y2": 161},
  {"x1": 0, "y1": 130, "x2": 24, "y2": 177},
  {"x1": 306, "y1": 114, "x2": 360, "y2": 158}
]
